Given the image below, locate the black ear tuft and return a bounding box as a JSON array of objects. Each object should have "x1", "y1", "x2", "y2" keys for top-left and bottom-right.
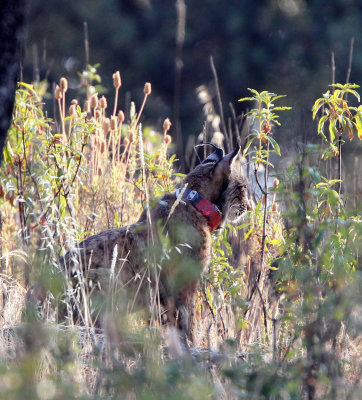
[
  {"x1": 223, "y1": 145, "x2": 240, "y2": 166},
  {"x1": 196, "y1": 143, "x2": 224, "y2": 164}
]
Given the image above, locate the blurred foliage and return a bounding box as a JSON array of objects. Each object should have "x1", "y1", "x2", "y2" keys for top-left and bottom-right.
[
  {"x1": 0, "y1": 6, "x2": 361, "y2": 395},
  {"x1": 0, "y1": 66, "x2": 360, "y2": 398},
  {"x1": 24, "y1": 0, "x2": 362, "y2": 148}
]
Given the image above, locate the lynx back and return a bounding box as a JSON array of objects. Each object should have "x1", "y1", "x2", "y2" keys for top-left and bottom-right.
[{"x1": 61, "y1": 145, "x2": 248, "y2": 341}]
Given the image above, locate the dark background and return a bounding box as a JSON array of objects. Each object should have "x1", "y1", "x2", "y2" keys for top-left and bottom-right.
[{"x1": 22, "y1": 0, "x2": 362, "y2": 159}]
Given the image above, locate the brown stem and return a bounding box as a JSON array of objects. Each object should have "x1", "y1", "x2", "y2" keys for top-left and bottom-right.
[
  {"x1": 83, "y1": 22, "x2": 90, "y2": 99},
  {"x1": 113, "y1": 87, "x2": 119, "y2": 117},
  {"x1": 210, "y1": 56, "x2": 230, "y2": 150},
  {"x1": 338, "y1": 133, "x2": 342, "y2": 196},
  {"x1": 345, "y1": 37, "x2": 354, "y2": 85},
  {"x1": 133, "y1": 93, "x2": 149, "y2": 129},
  {"x1": 252, "y1": 139, "x2": 270, "y2": 335},
  {"x1": 70, "y1": 141, "x2": 86, "y2": 186},
  {"x1": 117, "y1": 122, "x2": 123, "y2": 163}
]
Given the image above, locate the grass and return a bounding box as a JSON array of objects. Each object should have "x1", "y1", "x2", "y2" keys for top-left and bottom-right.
[{"x1": 0, "y1": 68, "x2": 361, "y2": 399}]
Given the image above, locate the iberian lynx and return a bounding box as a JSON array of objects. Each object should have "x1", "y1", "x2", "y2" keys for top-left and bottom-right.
[{"x1": 63, "y1": 145, "x2": 249, "y2": 340}]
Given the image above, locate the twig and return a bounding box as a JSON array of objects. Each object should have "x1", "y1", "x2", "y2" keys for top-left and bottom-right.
[
  {"x1": 133, "y1": 89, "x2": 150, "y2": 130},
  {"x1": 331, "y1": 51, "x2": 335, "y2": 88},
  {"x1": 210, "y1": 56, "x2": 230, "y2": 150},
  {"x1": 254, "y1": 167, "x2": 268, "y2": 196},
  {"x1": 173, "y1": 0, "x2": 186, "y2": 145},
  {"x1": 83, "y1": 22, "x2": 90, "y2": 98},
  {"x1": 229, "y1": 102, "x2": 241, "y2": 146},
  {"x1": 345, "y1": 37, "x2": 354, "y2": 84}
]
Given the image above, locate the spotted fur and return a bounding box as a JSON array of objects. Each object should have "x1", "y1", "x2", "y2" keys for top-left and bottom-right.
[{"x1": 60, "y1": 146, "x2": 249, "y2": 340}]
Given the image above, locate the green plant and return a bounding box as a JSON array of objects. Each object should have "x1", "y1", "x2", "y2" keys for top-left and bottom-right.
[
  {"x1": 274, "y1": 147, "x2": 361, "y2": 399},
  {"x1": 312, "y1": 83, "x2": 362, "y2": 194},
  {"x1": 238, "y1": 89, "x2": 291, "y2": 333},
  {"x1": 1, "y1": 63, "x2": 361, "y2": 399}
]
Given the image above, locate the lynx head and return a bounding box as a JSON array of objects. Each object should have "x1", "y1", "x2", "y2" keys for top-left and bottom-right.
[
  {"x1": 218, "y1": 169, "x2": 249, "y2": 225},
  {"x1": 184, "y1": 144, "x2": 249, "y2": 225}
]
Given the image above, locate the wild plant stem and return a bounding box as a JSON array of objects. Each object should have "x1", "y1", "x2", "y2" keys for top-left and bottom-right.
[
  {"x1": 174, "y1": 0, "x2": 186, "y2": 151},
  {"x1": 345, "y1": 37, "x2": 354, "y2": 85},
  {"x1": 338, "y1": 135, "x2": 342, "y2": 196},
  {"x1": 83, "y1": 22, "x2": 90, "y2": 98},
  {"x1": 113, "y1": 87, "x2": 119, "y2": 117},
  {"x1": 259, "y1": 140, "x2": 270, "y2": 335},
  {"x1": 70, "y1": 141, "x2": 87, "y2": 186},
  {"x1": 134, "y1": 93, "x2": 149, "y2": 130},
  {"x1": 253, "y1": 107, "x2": 270, "y2": 335},
  {"x1": 210, "y1": 56, "x2": 230, "y2": 150},
  {"x1": 117, "y1": 122, "x2": 123, "y2": 163}
]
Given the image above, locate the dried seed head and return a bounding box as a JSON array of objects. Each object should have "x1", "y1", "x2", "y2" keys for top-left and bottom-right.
[
  {"x1": 100, "y1": 96, "x2": 107, "y2": 109},
  {"x1": 55, "y1": 85, "x2": 62, "y2": 100},
  {"x1": 144, "y1": 82, "x2": 152, "y2": 95},
  {"x1": 103, "y1": 118, "x2": 110, "y2": 134},
  {"x1": 112, "y1": 71, "x2": 122, "y2": 89},
  {"x1": 98, "y1": 167, "x2": 103, "y2": 176},
  {"x1": 110, "y1": 116, "x2": 117, "y2": 130},
  {"x1": 69, "y1": 104, "x2": 77, "y2": 117},
  {"x1": 84, "y1": 100, "x2": 90, "y2": 113},
  {"x1": 118, "y1": 110, "x2": 125, "y2": 123},
  {"x1": 262, "y1": 122, "x2": 271, "y2": 134},
  {"x1": 90, "y1": 94, "x2": 99, "y2": 109},
  {"x1": 163, "y1": 118, "x2": 172, "y2": 133},
  {"x1": 273, "y1": 178, "x2": 280, "y2": 188},
  {"x1": 60, "y1": 77, "x2": 68, "y2": 93},
  {"x1": 123, "y1": 137, "x2": 130, "y2": 146},
  {"x1": 71, "y1": 99, "x2": 78, "y2": 105},
  {"x1": 95, "y1": 109, "x2": 101, "y2": 120},
  {"x1": 100, "y1": 140, "x2": 106, "y2": 154},
  {"x1": 272, "y1": 203, "x2": 279, "y2": 212},
  {"x1": 164, "y1": 134, "x2": 172, "y2": 145}
]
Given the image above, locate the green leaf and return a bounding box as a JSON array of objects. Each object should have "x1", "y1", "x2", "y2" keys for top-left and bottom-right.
[
  {"x1": 312, "y1": 103, "x2": 324, "y2": 120},
  {"x1": 271, "y1": 94, "x2": 286, "y2": 101},
  {"x1": 242, "y1": 138, "x2": 254, "y2": 156},
  {"x1": 267, "y1": 136, "x2": 281, "y2": 156},
  {"x1": 327, "y1": 189, "x2": 340, "y2": 206},
  {"x1": 328, "y1": 121, "x2": 337, "y2": 142},
  {"x1": 238, "y1": 97, "x2": 254, "y2": 102},
  {"x1": 307, "y1": 167, "x2": 321, "y2": 183},
  {"x1": 345, "y1": 89, "x2": 360, "y2": 102},
  {"x1": 317, "y1": 115, "x2": 327, "y2": 135},
  {"x1": 328, "y1": 179, "x2": 342, "y2": 187},
  {"x1": 3, "y1": 143, "x2": 14, "y2": 168},
  {"x1": 272, "y1": 106, "x2": 292, "y2": 111},
  {"x1": 247, "y1": 88, "x2": 260, "y2": 96},
  {"x1": 354, "y1": 105, "x2": 362, "y2": 139}
]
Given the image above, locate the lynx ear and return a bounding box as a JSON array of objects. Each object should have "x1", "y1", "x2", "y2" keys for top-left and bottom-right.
[
  {"x1": 214, "y1": 145, "x2": 240, "y2": 176},
  {"x1": 196, "y1": 143, "x2": 224, "y2": 164},
  {"x1": 223, "y1": 145, "x2": 240, "y2": 165}
]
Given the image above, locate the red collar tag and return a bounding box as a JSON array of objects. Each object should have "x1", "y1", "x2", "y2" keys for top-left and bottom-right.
[
  {"x1": 175, "y1": 188, "x2": 222, "y2": 232},
  {"x1": 194, "y1": 198, "x2": 222, "y2": 232}
]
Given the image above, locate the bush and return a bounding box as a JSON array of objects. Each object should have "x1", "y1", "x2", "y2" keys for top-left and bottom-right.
[{"x1": 0, "y1": 69, "x2": 360, "y2": 399}]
